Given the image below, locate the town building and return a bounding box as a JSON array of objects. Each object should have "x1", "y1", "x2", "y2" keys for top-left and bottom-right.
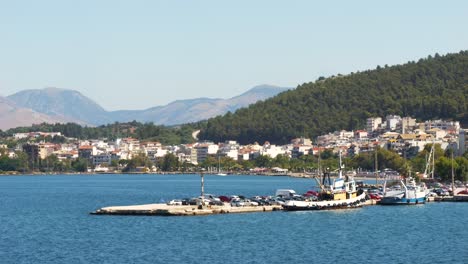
[{"x1": 366, "y1": 117, "x2": 382, "y2": 133}]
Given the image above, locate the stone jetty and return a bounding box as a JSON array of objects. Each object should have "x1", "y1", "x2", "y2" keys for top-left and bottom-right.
[{"x1": 91, "y1": 203, "x2": 283, "y2": 216}]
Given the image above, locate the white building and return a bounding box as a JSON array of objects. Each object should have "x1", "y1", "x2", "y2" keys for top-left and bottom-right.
[
  {"x1": 386, "y1": 115, "x2": 402, "y2": 131},
  {"x1": 92, "y1": 154, "x2": 112, "y2": 166},
  {"x1": 366, "y1": 117, "x2": 382, "y2": 133},
  {"x1": 219, "y1": 141, "x2": 239, "y2": 161},
  {"x1": 425, "y1": 120, "x2": 460, "y2": 133},
  {"x1": 261, "y1": 144, "x2": 287, "y2": 158},
  {"x1": 195, "y1": 142, "x2": 219, "y2": 163}
]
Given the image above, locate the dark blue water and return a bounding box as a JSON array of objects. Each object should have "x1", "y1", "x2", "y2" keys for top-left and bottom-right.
[{"x1": 0, "y1": 174, "x2": 467, "y2": 264}]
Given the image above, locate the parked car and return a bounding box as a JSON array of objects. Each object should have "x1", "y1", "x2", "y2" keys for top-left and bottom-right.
[
  {"x1": 167, "y1": 199, "x2": 182, "y2": 206},
  {"x1": 434, "y1": 188, "x2": 449, "y2": 196},
  {"x1": 181, "y1": 198, "x2": 190, "y2": 205},
  {"x1": 230, "y1": 200, "x2": 245, "y2": 207},
  {"x1": 368, "y1": 193, "x2": 382, "y2": 200},
  {"x1": 209, "y1": 200, "x2": 224, "y2": 206},
  {"x1": 189, "y1": 198, "x2": 199, "y2": 205},
  {"x1": 244, "y1": 199, "x2": 259, "y2": 206}
]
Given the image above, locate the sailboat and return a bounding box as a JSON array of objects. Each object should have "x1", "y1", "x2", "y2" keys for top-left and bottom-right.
[
  {"x1": 216, "y1": 156, "x2": 227, "y2": 176},
  {"x1": 282, "y1": 150, "x2": 367, "y2": 211}
]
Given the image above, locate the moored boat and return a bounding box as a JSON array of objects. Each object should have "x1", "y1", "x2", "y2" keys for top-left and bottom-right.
[
  {"x1": 380, "y1": 177, "x2": 426, "y2": 205},
  {"x1": 282, "y1": 151, "x2": 367, "y2": 211}
]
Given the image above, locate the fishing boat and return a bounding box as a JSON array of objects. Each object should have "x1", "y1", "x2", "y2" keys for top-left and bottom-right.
[
  {"x1": 379, "y1": 177, "x2": 426, "y2": 205},
  {"x1": 282, "y1": 151, "x2": 367, "y2": 211}
]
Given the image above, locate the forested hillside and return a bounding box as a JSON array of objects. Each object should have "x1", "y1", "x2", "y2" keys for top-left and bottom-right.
[
  {"x1": 199, "y1": 51, "x2": 468, "y2": 144},
  {"x1": 3, "y1": 122, "x2": 203, "y2": 145}
]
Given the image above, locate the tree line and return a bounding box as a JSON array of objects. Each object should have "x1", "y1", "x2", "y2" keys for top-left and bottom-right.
[{"x1": 2, "y1": 121, "x2": 203, "y2": 145}]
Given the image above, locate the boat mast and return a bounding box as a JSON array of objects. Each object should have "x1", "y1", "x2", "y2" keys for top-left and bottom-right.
[
  {"x1": 338, "y1": 149, "x2": 343, "y2": 179},
  {"x1": 317, "y1": 143, "x2": 321, "y2": 177},
  {"x1": 315, "y1": 143, "x2": 325, "y2": 191},
  {"x1": 374, "y1": 148, "x2": 378, "y2": 185},
  {"x1": 423, "y1": 142, "x2": 435, "y2": 178},
  {"x1": 451, "y1": 150, "x2": 455, "y2": 195}
]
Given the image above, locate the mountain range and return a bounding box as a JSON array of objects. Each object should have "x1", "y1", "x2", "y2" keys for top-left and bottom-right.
[
  {"x1": 1, "y1": 85, "x2": 290, "y2": 130},
  {"x1": 0, "y1": 96, "x2": 78, "y2": 130}
]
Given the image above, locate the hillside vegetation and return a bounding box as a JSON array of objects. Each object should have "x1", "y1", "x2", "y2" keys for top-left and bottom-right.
[
  {"x1": 2, "y1": 122, "x2": 203, "y2": 145},
  {"x1": 199, "y1": 51, "x2": 468, "y2": 144}
]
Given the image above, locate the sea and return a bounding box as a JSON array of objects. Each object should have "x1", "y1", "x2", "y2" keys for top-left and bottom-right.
[{"x1": 0, "y1": 174, "x2": 466, "y2": 264}]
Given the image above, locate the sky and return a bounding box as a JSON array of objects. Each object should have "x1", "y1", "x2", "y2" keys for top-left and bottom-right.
[{"x1": 0, "y1": 0, "x2": 467, "y2": 110}]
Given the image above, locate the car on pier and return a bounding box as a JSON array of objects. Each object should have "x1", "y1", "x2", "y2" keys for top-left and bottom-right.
[{"x1": 167, "y1": 199, "x2": 183, "y2": 206}]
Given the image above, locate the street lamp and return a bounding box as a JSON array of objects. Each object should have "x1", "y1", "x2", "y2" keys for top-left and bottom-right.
[{"x1": 200, "y1": 168, "x2": 205, "y2": 197}]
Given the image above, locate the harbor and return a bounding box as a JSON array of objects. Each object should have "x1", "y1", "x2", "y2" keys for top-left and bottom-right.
[
  {"x1": 2, "y1": 173, "x2": 468, "y2": 264},
  {"x1": 92, "y1": 203, "x2": 282, "y2": 216},
  {"x1": 92, "y1": 199, "x2": 379, "y2": 216}
]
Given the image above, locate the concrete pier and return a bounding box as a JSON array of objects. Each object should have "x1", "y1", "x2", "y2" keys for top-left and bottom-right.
[{"x1": 92, "y1": 203, "x2": 283, "y2": 216}]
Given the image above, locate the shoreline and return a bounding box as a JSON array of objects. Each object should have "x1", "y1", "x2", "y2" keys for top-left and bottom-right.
[{"x1": 0, "y1": 171, "x2": 392, "y2": 181}]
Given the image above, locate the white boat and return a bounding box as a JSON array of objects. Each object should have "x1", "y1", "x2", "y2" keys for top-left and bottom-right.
[
  {"x1": 216, "y1": 156, "x2": 227, "y2": 176},
  {"x1": 282, "y1": 151, "x2": 367, "y2": 211},
  {"x1": 380, "y1": 177, "x2": 426, "y2": 205}
]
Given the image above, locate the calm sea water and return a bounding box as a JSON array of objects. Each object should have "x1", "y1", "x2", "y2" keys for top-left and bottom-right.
[{"x1": 0, "y1": 174, "x2": 466, "y2": 264}]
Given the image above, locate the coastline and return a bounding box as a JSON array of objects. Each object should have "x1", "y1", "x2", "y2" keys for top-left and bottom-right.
[{"x1": 0, "y1": 171, "x2": 386, "y2": 181}]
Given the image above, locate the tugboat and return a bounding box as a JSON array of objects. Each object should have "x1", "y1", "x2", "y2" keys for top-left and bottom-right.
[
  {"x1": 282, "y1": 151, "x2": 367, "y2": 211},
  {"x1": 379, "y1": 176, "x2": 426, "y2": 205}
]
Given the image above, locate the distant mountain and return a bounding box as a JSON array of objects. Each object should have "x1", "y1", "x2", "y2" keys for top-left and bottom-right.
[
  {"x1": 8, "y1": 87, "x2": 111, "y2": 125},
  {"x1": 110, "y1": 85, "x2": 290, "y2": 125},
  {"x1": 199, "y1": 51, "x2": 468, "y2": 144},
  {"x1": 5, "y1": 85, "x2": 290, "y2": 128},
  {"x1": 0, "y1": 96, "x2": 73, "y2": 130}
]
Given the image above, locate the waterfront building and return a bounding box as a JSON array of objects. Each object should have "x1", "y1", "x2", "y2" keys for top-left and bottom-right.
[
  {"x1": 38, "y1": 143, "x2": 58, "y2": 159},
  {"x1": 195, "y1": 142, "x2": 218, "y2": 163},
  {"x1": 92, "y1": 153, "x2": 112, "y2": 166},
  {"x1": 218, "y1": 140, "x2": 239, "y2": 161},
  {"x1": 78, "y1": 145, "x2": 96, "y2": 159},
  {"x1": 260, "y1": 143, "x2": 287, "y2": 158}
]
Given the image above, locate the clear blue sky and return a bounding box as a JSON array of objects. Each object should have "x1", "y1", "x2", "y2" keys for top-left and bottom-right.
[{"x1": 0, "y1": 0, "x2": 467, "y2": 110}]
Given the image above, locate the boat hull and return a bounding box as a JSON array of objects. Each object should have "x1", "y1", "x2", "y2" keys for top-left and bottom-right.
[
  {"x1": 282, "y1": 192, "x2": 367, "y2": 211},
  {"x1": 379, "y1": 196, "x2": 426, "y2": 205}
]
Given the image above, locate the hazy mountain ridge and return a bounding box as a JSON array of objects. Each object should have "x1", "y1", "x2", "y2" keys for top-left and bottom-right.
[
  {"x1": 8, "y1": 88, "x2": 112, "y2": 125},
  {"x1": 0, "y1": 96, "x2": 75, "y2": 130},
  {"x1": 4, "y1": 85, "x2": 290, "y2": 129}
]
